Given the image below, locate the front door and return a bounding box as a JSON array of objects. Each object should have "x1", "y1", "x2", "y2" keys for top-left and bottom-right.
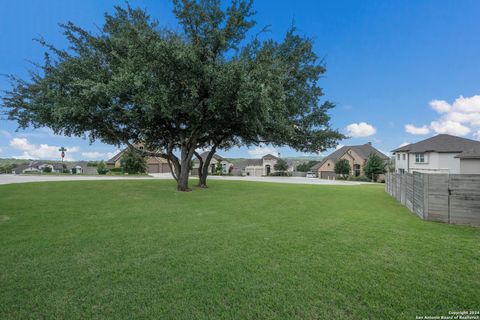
[
  {"x1": 265, "y1": 165, "x2": 271, "y2": 176},
  {"x1": 354, "y1": 164, "x2": 361, "y2": 177}
]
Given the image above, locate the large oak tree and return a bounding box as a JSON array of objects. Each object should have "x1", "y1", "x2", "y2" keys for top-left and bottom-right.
[{"x1": 2, "y1": 1, "x2": 344, "y2": 191}]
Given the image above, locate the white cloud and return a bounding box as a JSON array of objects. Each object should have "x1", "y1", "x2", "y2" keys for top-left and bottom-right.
[
  {"x1": 430, "y1": 120, "x2": 471, "y2": 136},
  {"x1": 335, "y1": 144, "x2": 345, "y2": 150},
  {"x1": 429, "y1": 100, "x2": 451, "y2": 113},
  {"x1": 430, "y1": 120, "x2": 471, "y2": 137},
  {"x1": 81, "y1": 152, "x2": 106, "y2": 159},
  {"x1": 80, "y1": 150, "x2": 119, "y2": 160},
  {"x1": 399, "y1": 142, "x2": 410, "y2": 148},
  {"x1": 405, "y1": 124, "x2": 430, "y2": 135},
  {"x1": 407, "y1": 95, "x2": 480, "y2": 139},
  {"x1": 474, "y1": 130, "x2": 480, "y2": 140},
  {"x1": 451, "y1": 95, "x2": 480, "y2": 114},
  {"x1": 0, "y1": 130, "x2": 12, "y2": 138},
  {"x1": 247, "y1": 145, "x2": 278, "y2": 158},
  {"x1": 345, "y1": 122, "x2": 376, "y2": 137},
  {"x1": 9, "y1": 138, "x2": 79, "y2": 160}
]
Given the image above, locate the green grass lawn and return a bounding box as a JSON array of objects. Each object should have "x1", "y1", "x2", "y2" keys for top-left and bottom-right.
[{"x1": 0, "y1": 180, "x2": 478, "y2": 319}]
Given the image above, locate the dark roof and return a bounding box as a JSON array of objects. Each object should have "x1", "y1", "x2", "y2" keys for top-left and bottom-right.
[
  {"x1": 106, "y1": 150, "x2": 125, "y2": 165},
  {"x1": 193, "y1": 151, "x2": 227, "y2": 163},
  {"x1": 235, "y1": 158, "x2": 263, "y2": 169},
  {"x1": 455, "y1": 145, "x2": 480, "y2": 159},
  {"x1": 311, "y1": 143, "x2": 389, "y2": 171},
  {"x1": 262, "y1": 154, "x2": 278, "y2": 160},
  {"x1": 392, "y1": 134, "x2": 480, "y2": 153}
]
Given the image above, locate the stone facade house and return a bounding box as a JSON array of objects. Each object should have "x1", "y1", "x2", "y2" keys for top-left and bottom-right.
[
  {"x1": 311, "y1": 143, "x2": 389, "y2": 179},
  {"x1": 106, "y1": 148, "x2": 171, "y2": 174}
]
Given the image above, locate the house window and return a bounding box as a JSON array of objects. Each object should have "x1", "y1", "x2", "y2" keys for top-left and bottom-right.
[
  {"x1": 402, "y1": 154, "x2": 406, "y2": 160},
  {"x1": 399, "y1": 168, "x2": 405, "y2": 174},
  {"x1": 397, "y1": 154, "x2": 400, "y2": 160},
  {"x1": 415, "y1": 153, "x2": 425, "y2": 163}
]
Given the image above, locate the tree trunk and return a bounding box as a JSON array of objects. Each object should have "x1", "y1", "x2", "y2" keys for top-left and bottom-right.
[
  {"x1": 175, "y1": 145, "x2": 195, "y2": 192},
  {"x1": 194, "y1": 151, "x2": 205, "y2": 187},
  {"x1": 197, "y1": 146, "x2": 217, "y2": 188}
]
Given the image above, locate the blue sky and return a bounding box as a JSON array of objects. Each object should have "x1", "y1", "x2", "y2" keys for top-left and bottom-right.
[{"x1": 1, "y1": 0, "x2": 480, "y2": 161}]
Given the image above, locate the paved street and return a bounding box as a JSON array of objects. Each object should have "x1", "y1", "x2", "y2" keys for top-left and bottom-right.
[{"x1": 0, "y1": 174, "x2": 371, "y2": 186}]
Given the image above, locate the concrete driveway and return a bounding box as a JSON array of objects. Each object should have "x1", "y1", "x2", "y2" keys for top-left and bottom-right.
[
  {"x1": 0, "y1": 174, "x2": 156, "y2": 185},
  {"x1": 1, "y1": 173, "x2": 371, "y2": 186}
]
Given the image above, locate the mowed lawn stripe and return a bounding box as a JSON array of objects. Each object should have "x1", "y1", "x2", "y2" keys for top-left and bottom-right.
[{"x1": 0, "y1": 180, "x2": 478, "y2": 319}]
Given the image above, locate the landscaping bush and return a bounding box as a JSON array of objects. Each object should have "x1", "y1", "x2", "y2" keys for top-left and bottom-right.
[
  {"x1": 97, "y1": 161, "x2": 109, "y2": 175},
  {"x1": 334, "y1": 159, "x2": 350, "y2": 179},
  {"x1": 42, "y1": 167, "x2": 52, "y2": 173},
  {"x1": 269, "y1": 171, "x2": 292, "y2": 177},
  {"x1": 347, "y1": 175, "x2": 370, "y2": 182},
  {"x1": 109, "y1": 167, "x2": 123, "y2": 173},
  {"x1": 122, "y1": 148, "x2": 147, "y2": 174}
]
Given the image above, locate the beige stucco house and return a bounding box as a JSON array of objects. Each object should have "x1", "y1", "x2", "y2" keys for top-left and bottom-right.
[
  {"x1": 234, "y1": 154, "x2": 294, "y2": 176},
  {"x1": 311, "y1": 143, "x2": 389, "y2": 179},
  {"x1": 191, "y1": 152, "x2": 234, "y2": 175}
]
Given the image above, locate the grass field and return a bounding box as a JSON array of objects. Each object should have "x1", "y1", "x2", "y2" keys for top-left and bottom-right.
[{"x1": 0, "y1": 180, "x2": 478, "y2": 319}]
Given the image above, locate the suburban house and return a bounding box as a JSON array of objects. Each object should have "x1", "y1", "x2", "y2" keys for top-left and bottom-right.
[
  {"x1": 106, "y1": 148, "x2": 171, "y2": 174},
  {"x1": 11, "y1": 161, "x2": 96, "y2": 174},
  {"x1": 191, "y1": 152, "x2": 234, "y2": 175},
  {"x1": 311, "y1": 143, "x2": 389, "y2": 179},
  {"x1": 234, "y1": 154, "x2": 294, "y2": 176},
  {"x1": 13, "y1": 162, "x2": 64, "y2": 174},
  {"x1": 392, "y1": 134, "x2": 480, "y2": 174}
]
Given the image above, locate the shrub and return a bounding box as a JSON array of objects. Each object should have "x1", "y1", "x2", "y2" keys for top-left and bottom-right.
[
  {"x1": 42, "y1": 166, "x2": 52, "y2": 173},
  {"x1": 122, "y1": 148, "x2": 147, "y2": 174},
  {"x1": 97, "y1": 161, "x2": 109, "y2": 175},
  {"x1": 334, "y1": 159, "x2": 350, "y2": 179},
  {"x1": 274, "y1": 159, "x2": 289, "y2": 172},
  {"x1": 296, "y1": 160, "x2": 320, "y2": 172},
  {"x1": 347, "y1": 175, "x2": 370, "y2": 182},
  {"x1": 269, "y1": 171, "x2": 292, "y2": 177},
  {"x1": 364, "y1": 153, "x2": 386, "y2": 182}
]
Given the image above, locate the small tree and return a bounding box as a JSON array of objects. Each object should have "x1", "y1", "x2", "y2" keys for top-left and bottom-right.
[
  {"x1": 274, "y1": 159, "x2": 289, "y2": 173},
  {"x1": 386, "y1": 157, "x2": 395, "y2": 173},
  {"x1": 296, "y1": 160, "x2": 320, "y2": 172},
  {"x1": 42, "y1": 166, "x2": 52, "y2": 173},
  {"x1": 364, "y1": 153, "x2": 386, "y2": 182},
  {"x1": 214, "y1": 162, "x2": 223, "y2": 175},
  {"x1": 97, "y1": 161, "x2": 109, "y2": 175},
  {"x1": 334, "y1": 159, "x2": 350, "y2": 179},
  {"x1": 122, "y1": 149, "x2": 147, "y2": 174}
]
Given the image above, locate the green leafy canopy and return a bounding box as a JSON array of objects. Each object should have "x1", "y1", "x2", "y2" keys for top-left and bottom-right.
[{"x1": 2, "y1": 1, "x2": 344, "y2": 190}]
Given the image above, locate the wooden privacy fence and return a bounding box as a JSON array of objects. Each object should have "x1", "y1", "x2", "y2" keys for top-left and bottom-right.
[{"x1": 385, "y1": 172, "x2": 480, "y2": 226}]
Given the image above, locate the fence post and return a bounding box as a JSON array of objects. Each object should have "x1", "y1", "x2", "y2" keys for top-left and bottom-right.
[
  {"x1": 423, "y1": 173, "x2": 429, "y2": 220},
  {"x1": 412, "y1": 173, "x2": 415, "y2": 214}
]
